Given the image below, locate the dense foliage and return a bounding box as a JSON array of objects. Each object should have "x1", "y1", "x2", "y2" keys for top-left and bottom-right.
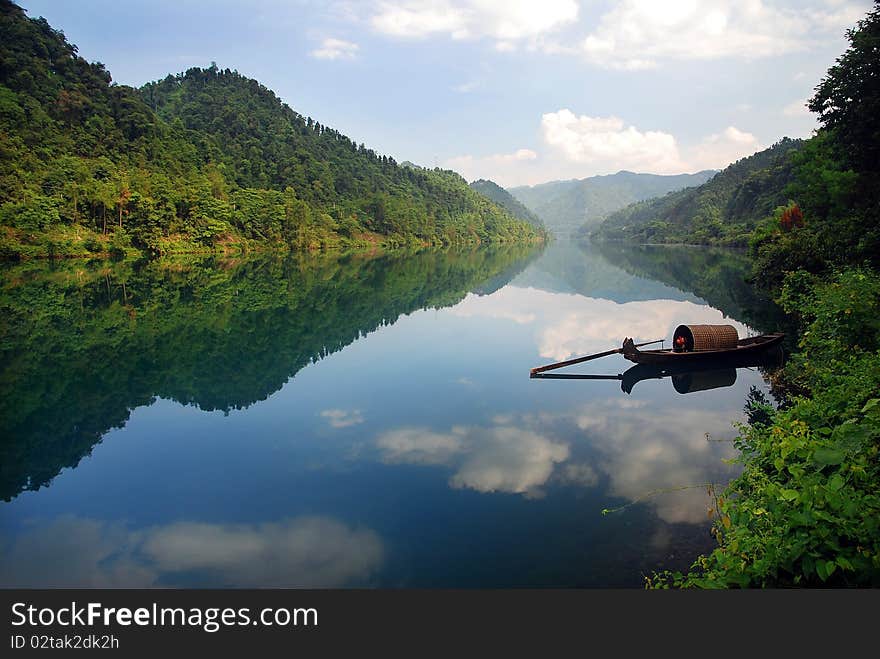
[
  {"x1": 650, "y1": 270, "x2": 880, "y2": 587},
  {"x1": 0, "y1": 0, "x2": 542, "y2": 259},
  {"x1": 749, "y1": 5, "x2": 880, "y2": 286},
  {"x1": 468, "y1": 179, "x2": 543, "y2": 228},
  {"x1": 591, "y1": 139, "x2": 803, "y2": 246},
  {"x1": 809, "y1": 4, "x2": 880, "y2": 177},
  {"x1": 647, "y1": 3, "x2": 880, "y2": 588},
  {"x1": 511, "y1": 170, "x2": 715, "y2": 237},
  {"x1": 0, "y1": 244, "x2": 541, "y2": 501}
]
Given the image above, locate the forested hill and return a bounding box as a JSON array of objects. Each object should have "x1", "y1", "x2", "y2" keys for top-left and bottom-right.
[
  {"x1": 591, "y1": 138, "x2": 804, "y2": 245},
  {"x1": 468, "y1": 179, "x2": 543, "y2": 227},
  {"x1": 0, "y1": 0, "x2": 542, "y2": 259},
  {"x1": 510, "y1": 170, "x2": 715, "y2": 237}
]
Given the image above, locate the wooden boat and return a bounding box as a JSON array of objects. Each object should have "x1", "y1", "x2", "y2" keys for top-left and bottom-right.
[
  {"x1": 533, "y1": 345, "x2": 783, "y2": 394},
  {"x1": 622, "y1": 324, "x2": 784, "y2": 366}
]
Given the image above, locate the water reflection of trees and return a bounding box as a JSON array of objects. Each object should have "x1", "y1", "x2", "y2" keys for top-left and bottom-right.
[
  {"x1": 0, "y1": 245, "x2": 541, "y2": 501},
  {"x1": 594, "y1": 243, "x2": 792, "y2": 335},
  {"x1": 513, "y1": 242, "x2": 701, "y2": 303}
]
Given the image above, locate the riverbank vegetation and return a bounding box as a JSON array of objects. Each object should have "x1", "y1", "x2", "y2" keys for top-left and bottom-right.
[
  {"x1": 0, "y1": 1, "x2": 543, "y2": 260},
  {"x1": 645, "y1": 3, "x2": 880, "y2": 587},
  {"x1": 589, "y1": 139, "x2": 803, "y2": 247}
]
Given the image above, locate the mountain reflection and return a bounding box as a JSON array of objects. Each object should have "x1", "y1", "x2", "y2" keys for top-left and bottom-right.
[
  {"x1": 592, "y1": 242, "x2": 790, "y2": 335},
  {"x1": 511, "y1": 242, "x2": 701, "y2": 303},
  {"x1": 0, "y1": 245, "x2": 542, "y2": 501},
  {"x1": 0, "y1": 242, "x2": 787, "y2": 587}
]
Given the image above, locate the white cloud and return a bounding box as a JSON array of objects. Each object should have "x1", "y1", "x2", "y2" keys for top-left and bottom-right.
[
  {"x1": 372, "y1": 397, "x2": 741, "y2": 522},
  {"x1": 446, "y1": 109, "x2": 761, "y2": 183},
  {"x1": 452, "y1": 80, "x2": 480, "y2": 93},
  {"x1": 369, "y1": 0, "x2": 579, "y2": 48},
  {"x1": 571, "y1": 400, "x2": 740, "y2": 524},
  {"x1": 541, "y1": 109, "x2": 684, "y2": 174},
  {"x1": 377, "y1": 426, "x2": 467, "y2": 464},
  {"x1": 0, "y1": 516, "x2": 384, "y2": 588},
  {"x1": 310, "y1": 37, "x2": 360, "y2": 60},
  {"x1": 687, "y1": 126, "x2": 763, "y2": 171},
  {"x1": 449, "y1": 117, "x2": 756, "y2": 183},
  {"x1": 375, "y1": 423, "x2": 569, "y2": 496},
  {"x1": 580, "y1": 0, "x2": 868, "y2": 70},
  {"x1": 558, "y1": 462, "x2": 600, "y2": 488},
  {"x1": 450, "y1": 286, "x2": 751, "y2": 362},
  {"x1": 451, "y1": 294, "x2": 536, "y2": 324},
  {"x1": 804, "y1": 0, "x2": 870, "y2": 31},
  {"x1": 142, "y1": 518, "x2": 382, "y2": 587},
  {"x1": 320, "y1": 408, "x2": 365, "y2": 428},
  {"x1": 541, "y1": 110, "x2": 762, "y2": 176},
  {"x1": 449, "y1": 426, "x2": 569, "y2": 495},
  {"x1": 783, "y1": 98, "x2": 811, "y2": 117},
  {"x1": 444, "y1": 148, "x2": 539, "y2": 186}
]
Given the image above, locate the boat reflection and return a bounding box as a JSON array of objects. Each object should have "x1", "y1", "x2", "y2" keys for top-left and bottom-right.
[{"x1": 532, "y1": 346, "x2": 783, "y2": 395}]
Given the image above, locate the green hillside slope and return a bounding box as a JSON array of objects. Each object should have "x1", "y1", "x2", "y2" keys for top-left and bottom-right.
[
  {"x1": 591, "y1": 139, "x2": 804, "y2": 246},
  {"x1": 468, "y1": 179, "x2": 543, "y2": 227},
  {"x1": 0, "y1": 0, "x2": 542, "y2": 259}
]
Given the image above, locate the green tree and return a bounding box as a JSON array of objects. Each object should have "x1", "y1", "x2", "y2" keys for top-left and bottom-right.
[{"x1": 809, "y1": 1, "x2": 880, "y2": 174}]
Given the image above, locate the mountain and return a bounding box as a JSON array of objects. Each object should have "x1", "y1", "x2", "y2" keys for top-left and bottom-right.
[
  {"x1": 469, "y1": 179, "x2": 543, "y2": 227},
  {"x1": 0, "y1": 0, "x2": 541, "y2": 258},
  {"x1": 591, "y1": 139, "x2": 804, "y2": 246},
  {"x1": 510, "y1": 170, "x2": 715, "y2": 237}
]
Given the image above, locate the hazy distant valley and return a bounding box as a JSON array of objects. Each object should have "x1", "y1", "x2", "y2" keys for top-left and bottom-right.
[{"x1": 509, "y1": 170, "x2": 715, "y2": 237}]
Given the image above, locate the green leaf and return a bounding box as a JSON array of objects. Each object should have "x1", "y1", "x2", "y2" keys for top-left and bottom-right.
[
  {"x1": 812, "y1": 448, "x2": 845, "y2": 466},
  {"x1": 861, "y1": 398, "x2": 879, "y2": 413},
  {"x1": 780, "y1": 488, "x2": 799, "y2": 501},
  {"x1": 816, "y1": 560, "x2": 828, "y2": 581},
  {"x1": 827, "y1": 474, "x2": 845, "y2": 491}
]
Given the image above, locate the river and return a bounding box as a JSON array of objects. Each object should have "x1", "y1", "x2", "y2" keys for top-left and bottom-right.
[{"x1": 0, "y1": 242, "x2": 784, "y2": 587}]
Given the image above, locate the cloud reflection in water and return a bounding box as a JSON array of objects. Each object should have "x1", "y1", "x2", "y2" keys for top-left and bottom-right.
[
  {"x1": 0, "y1": 515, "x2": 383, "y2": 588},
  {"x1": 377, "y1": 425, "x2": 569, "y2": 498},
  {"x1": 452, "y1": 286, "x2": 751, "y2": 361},
  {"x1": 374, "y1": 395, "x2": 740, "y2": 524}
]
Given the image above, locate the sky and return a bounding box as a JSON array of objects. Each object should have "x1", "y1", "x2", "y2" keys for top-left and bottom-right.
[{"x1": 18, "y1": 0, "x2": 873, "y2": 188}]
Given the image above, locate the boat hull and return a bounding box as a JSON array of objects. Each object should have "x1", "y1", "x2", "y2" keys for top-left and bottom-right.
[{"x1": 622, "y1": 333, "x2": 785, "y2": 366}]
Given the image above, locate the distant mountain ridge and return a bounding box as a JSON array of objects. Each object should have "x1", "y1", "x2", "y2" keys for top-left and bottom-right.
[
  {"x1": 591, "y1": 138, "x2": 804, "y2": 246},
  {"x1": 510, "y1": 170, "x2": 716, "y2": 237}
]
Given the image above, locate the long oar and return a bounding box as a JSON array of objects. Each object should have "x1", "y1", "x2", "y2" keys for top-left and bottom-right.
[
  {"x1": 529, "y1": 339, "x2": 663, "y2": 376},
  {"x1": 530, "y1": 373, "x2": 622, "y2": 380}
]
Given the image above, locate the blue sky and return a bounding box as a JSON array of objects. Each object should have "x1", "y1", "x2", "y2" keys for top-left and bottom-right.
[{"x1": 19, "y1": 0, "x2": 872, "y2": 187}]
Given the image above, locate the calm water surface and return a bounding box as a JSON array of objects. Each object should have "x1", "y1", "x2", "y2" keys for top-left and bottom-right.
[{"x1": 0, "y1": 242, "x2": 783, "y2": 587}]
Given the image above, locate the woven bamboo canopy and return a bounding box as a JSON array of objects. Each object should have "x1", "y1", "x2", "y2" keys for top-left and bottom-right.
[{"x1": 673, "y1": 324, "x2": 738, "y2": 352}]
